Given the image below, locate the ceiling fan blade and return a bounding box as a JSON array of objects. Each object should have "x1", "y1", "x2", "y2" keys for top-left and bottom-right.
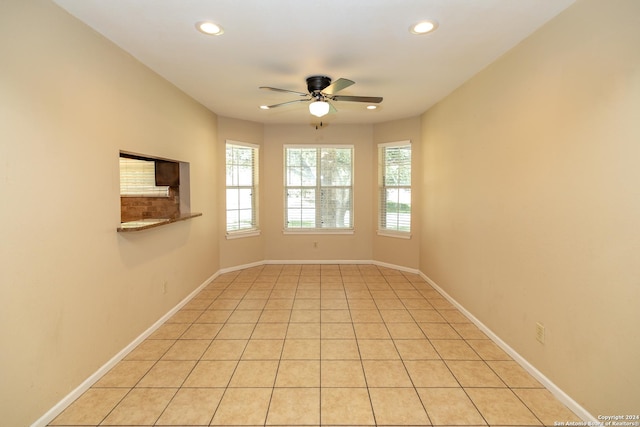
[
  {"x1": 332, "y1": 95, "x2": 383, "y2": 103},
  {"x1": 322, "y1": 78, "x2": 355, "y2": 95},
  {"x1": 259, "y1": 86, "x2": 308, "y2": 96},
  {"x1": 328, "y1": 101, "x2": 338, "y2": 114},
  {"x1": 264, "y1": 99, "x2": 309, "y2": 109}
]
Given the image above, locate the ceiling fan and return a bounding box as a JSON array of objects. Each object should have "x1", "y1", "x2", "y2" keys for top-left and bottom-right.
[{"x1": 260, "y1": 75, "x2": 383, "y2": 118}]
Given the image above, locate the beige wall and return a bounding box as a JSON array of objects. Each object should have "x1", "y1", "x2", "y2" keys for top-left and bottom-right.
[
  {"x1": 420, "y1": 0, "x2": 640, "y2": 415},
  {"x1": 4, "y1": 0, "x2": 638, "y2": 423},
  {"x1": 373, "y1": 117, "x2": 422, "y2": 269},
  {"x1": 217, "y1": 118, "x2": 424, "y2": 269},
  {"x1": 262, "y1": 124, "x2": 375, "y2": 261},
  {"x1": 0, "y1": 1, "x2": 219, "y2": 425},
  {"x1": 218, "y1": 118, "x2": 423, "y2": 267},
  {"x1": 217, "y1": 117, "x2": 265, "y2": 269}
]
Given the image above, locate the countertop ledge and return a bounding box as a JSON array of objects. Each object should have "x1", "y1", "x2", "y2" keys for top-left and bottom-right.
[{"x1": 117, "y1": 213, "x2": 202, "y2": 232}]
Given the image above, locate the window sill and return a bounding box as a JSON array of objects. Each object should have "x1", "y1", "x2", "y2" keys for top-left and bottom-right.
[
  {"x1": 120, "y1": 194, "x2": 171, "y2": 198},
  {"x1": 226, "y1": 229, "x2": 261, "y2": 240},
  {"x1": 377, "y1": 230, "x2": 412, "y2": 239},
  {"x1": 283, "y1": 229, "x2": 355, "y2": 235},
  {"x1": 117, "y1": 213, "x2": 202, "y2": 232}
]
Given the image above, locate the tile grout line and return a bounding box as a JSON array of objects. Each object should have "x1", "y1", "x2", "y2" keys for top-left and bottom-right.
[
  {"x1": 193, "y1": 270, "x2": 241, "y2": 427},
  {"x1": 48, "y1": 264, "x2": 578, "y2": 427},
  {"x1": 99, "y1": 276, "x2": 238, "y2": 427},
  {"x1": 353, "y1": 264, "x2": 382, "y2": 427},
  {"x1": 207, "y1": 267, "x2": 262, "y2": 426},
  {"x1": 318, "y1": 267, "x2": 323, "y2": 427},
  {"x1": 394, "y1": 270, "x2": 490, "y2": 427},
  {"x1": 386, "y1": 269, "x2": 434, "y2": 426},
  {"x1": 263, "y1": 265, "x2": 295, "y2": 427}
]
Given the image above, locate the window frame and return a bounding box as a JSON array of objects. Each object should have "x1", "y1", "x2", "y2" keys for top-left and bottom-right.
[
  {"x1": 378, "y1": 140, "x2": 412, "y2": 238},
  {"x1": 225, "y1": 140, "x2": 260, "y2": 238},
  {"x1": 283, "y1": 144, "x2": 355, "y2": 234}
]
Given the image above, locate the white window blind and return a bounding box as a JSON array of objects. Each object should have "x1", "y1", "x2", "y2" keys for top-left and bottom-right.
[
  {"x1": 285, "y1": 145, "x2": 353, "y2": 230},
  {"x1": 379, "y1": 141, "x2": 411, "y2": 233},
  {"x1": 226, "y1": 141, "x2": 259, "y2": 233},
  {"x1": 119, "y1": 157, "x2": 169, "y2": 197}
]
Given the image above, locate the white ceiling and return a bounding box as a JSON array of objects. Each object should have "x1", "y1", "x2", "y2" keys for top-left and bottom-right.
[{"x1": 53, "y1": 0, "x2": 575, "y2": 125}]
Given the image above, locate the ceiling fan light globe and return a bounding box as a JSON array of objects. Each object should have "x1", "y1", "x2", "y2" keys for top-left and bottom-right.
[{"x1": 309, "y1": 101, "x2": 330, "y2": 117}]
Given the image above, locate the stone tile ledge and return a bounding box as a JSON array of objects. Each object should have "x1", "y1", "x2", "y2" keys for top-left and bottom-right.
[{"x1": 117, "y1": 213, "x2": 202, "y2": 232}]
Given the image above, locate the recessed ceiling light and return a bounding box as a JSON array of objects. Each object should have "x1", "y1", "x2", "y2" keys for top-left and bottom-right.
[
  {"x1": 367, "y1": 105, "x2": 377, "y2": 110},
  {"x1": 410, "y1": 20, "x2": 438, "y2": 35},
  {"x1": 196, "y1": 21, "x2": 224, "y2": 36}
]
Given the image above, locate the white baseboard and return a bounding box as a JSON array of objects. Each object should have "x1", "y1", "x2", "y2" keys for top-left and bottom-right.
[
  {"x1": 264, "y1": 259, "x2": 376, "y2": 265},
  {"x1": 218, "y1": 260, "x2": 265, "y2": 274},
  {"x1": 220, "y1": 259, "x2": 378, "y2": 274},
  {"x1": 227, "y1": 259, "x2": 419, "y2": 275},
  {"x1": 31, "y1": 270, "x2": 220, "y2": 427},
  {"x1": 372, "y1": 260, "x2": 419, "y2": 275},
  {"x1": 35, "y1": 260, "x2": 593, "y2": 426},
  {"x1": 36, "y1": 257, "x2": 414, "y2": 425},
  {"x1": 419, "y1": 272, "x2": 596, "y2": 422}
]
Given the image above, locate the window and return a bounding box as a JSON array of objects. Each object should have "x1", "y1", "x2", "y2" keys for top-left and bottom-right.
[
  {"x1": 378, "y1": 141, "x2": 411, "y2": 235},
  {"x1": 226, "y1": 141, "x2": 259, "y2": 235},
  {"x1": 284, "y1": 145, "x2": 353, "y2": 231},
  {"x1": 119, "y1": 156, "x2": 170, "y2": 197}
]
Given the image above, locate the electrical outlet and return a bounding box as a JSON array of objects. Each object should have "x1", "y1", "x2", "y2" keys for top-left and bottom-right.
[
  {"x1": 162, "y1": 280, "x2": 168, "y2": 294},
  {"x1": 535, "y1": 322, "x2": 545, "y2": 344}
]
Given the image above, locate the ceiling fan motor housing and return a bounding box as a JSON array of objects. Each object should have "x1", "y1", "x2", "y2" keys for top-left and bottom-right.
[{"x1": 306, "y1": 75, "x2": 332, "y2": 94}]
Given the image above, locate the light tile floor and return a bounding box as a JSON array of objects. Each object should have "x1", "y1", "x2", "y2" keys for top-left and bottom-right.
[{"x1": 50, "y1": 264, "x2": 582, "y2": 426}]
